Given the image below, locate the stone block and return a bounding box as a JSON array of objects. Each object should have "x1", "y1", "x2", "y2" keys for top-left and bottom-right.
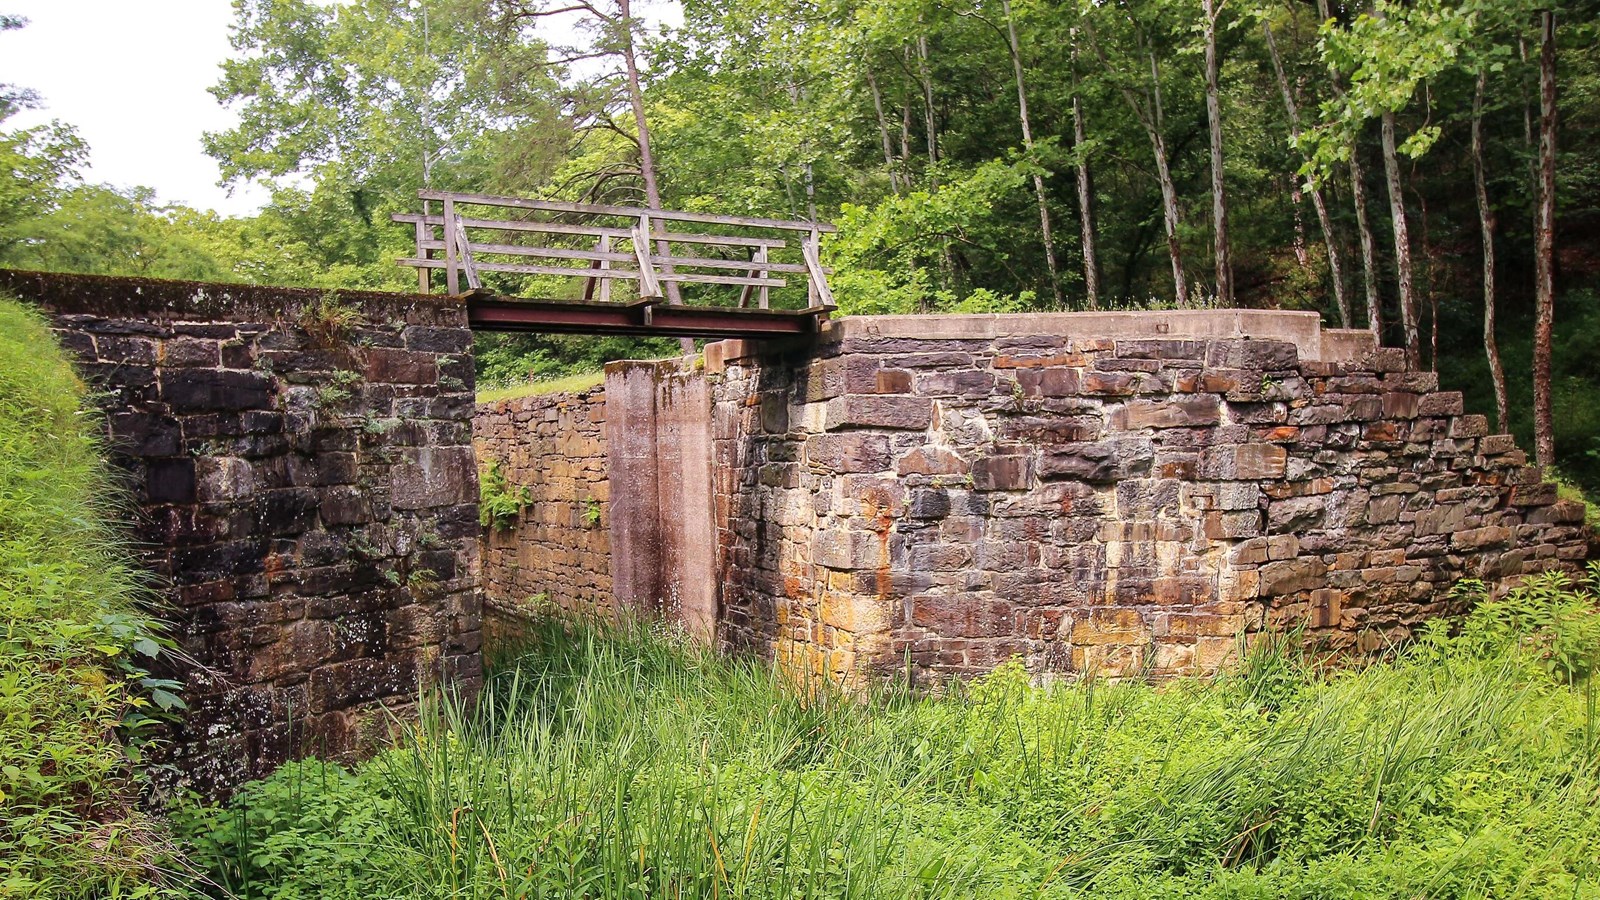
[
  {"x1": 1039, "y1": 440, "x2": 1154, "y2": 483},
  {"x1": 825, "y1": 395, "x2": 933, "y2": 430},
  {"x1": 1199, "y1": 444, "x2": 1287, "y2": 480},
  {"x1": 1111, "y1": 396, "x2": 1222, "y2": 429},
  {"x1": 808, "y1": 433, "x2": 892, "y2": 473},
  {"x1": 897, "y1": 446, "x2": 970, "y2": 476},
  {"x1": 1418, "y1": 392, "x2": 1465, "y2": 416},
  {"x1": 972, "y1": 454, "x2": 1036, "y2": 491},
  {"x1": 161, "y1": 369, "x2": 274, "y2": 412},
  {"x1": 391, "y1": 446, "x2": 477, "y2": 509},
  {"x1": 363, "y1": 348, "x2": 438, "y2": 384},
  {"x1": 1259, "y1": 556, "x2": 1328, "y2": 595}
]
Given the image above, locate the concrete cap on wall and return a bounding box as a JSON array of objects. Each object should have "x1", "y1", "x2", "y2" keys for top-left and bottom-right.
[{"x1": 706, "y1": 310, "x2": 1376, "y2": 371}]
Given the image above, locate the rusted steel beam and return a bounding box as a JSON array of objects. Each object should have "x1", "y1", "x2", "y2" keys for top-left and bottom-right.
[{"x1": 465, "y1": 292, "x2": 824, "y2": 338}]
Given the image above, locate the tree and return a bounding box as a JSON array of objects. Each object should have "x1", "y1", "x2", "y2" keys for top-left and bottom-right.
[
  {"x1": 1533, "y1": 6, "x2": 1556, "y2": 465},
  {"x1": 1084, "y1": 1, "x2": 1190, "y2": 306},
  {"x1": 1202, "y1": 0, "x2": 1234, "y2": 305},
  {"x1": 0, "y1": 15, "x2": 87, "y2": 262},
  {"x1": 1262, "y1": 11, "x2": 1349, "y2": 326}
]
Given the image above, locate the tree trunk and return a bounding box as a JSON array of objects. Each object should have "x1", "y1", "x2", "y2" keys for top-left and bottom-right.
[
  {"x1": 1318, "y1": 0, "x2": 1379, "y2": 335},
  {"x1": 618, "y1": 0, "x2": 688, "y2": 346},
  {"x1": 1380, "y1": 110, "x2": 1418, "y2": 368},
  {"x1": 1350, "y1": 142, "x2": 1381, "y2": 335},
  {"x1": 916, "y1": 33, "x2": 938, "y2": 171},
  {"x1": 1202, "y1": 0, "x2": 1233, "y2": 305},
  {"x1": 865, "y1": 67, "x2": 902, "y2": 195},
  {"x1": 1083, "y1": 17, "x2": 1184, "y2": 305},
  {"x1": 1001, "y1": 0, "x2": 1061, "y2": 306},
  {"x1": 1149, "y1": 53, "x2": 1187, "y2": 306},
  {"x1": 1471, "y1": 70, "x2": 1509, "y2": 433},
  {"x1": 1264, "y1": 19, "x2": 1349, "y2": 325},
  {"x1": 1070, "y1": 42, "x2": 1101, "y2": 309},
  {"x1": 1533, "y1": 9, "x2": 1557, "y2": 466}
]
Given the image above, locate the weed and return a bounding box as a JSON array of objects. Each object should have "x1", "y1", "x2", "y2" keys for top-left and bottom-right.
[
  {"x1": 583, "y1": 496, "x2": 602, "y2": 528},
  {"x1": 479, "y1": 459, "x2": 532, "y2": 530},
  {"x1": 298, "y1": 291, "x2": 362, "y2": 348}
]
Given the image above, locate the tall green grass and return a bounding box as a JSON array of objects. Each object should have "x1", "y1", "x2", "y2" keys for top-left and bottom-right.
[
  {"x1": 0, "y1": 296, "x2": 174, "y2": 897},
  {"x1": 172, "y1": 573, "x2": 1600, "y2": 899}
]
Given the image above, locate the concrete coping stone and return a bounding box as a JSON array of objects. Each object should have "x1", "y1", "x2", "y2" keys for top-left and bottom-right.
[{"x1": 708, "y1": 310, "x2": 1373, "y2": 370}]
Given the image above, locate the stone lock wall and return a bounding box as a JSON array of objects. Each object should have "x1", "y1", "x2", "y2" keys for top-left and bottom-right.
[
  {"x1": 473, "y1": 387, "x2": 611, "y2": 638},
  {"x1": 704, "y1": 312, "x2": 1588, "y2": 683},
  {"x1": 3, "y1": 269, "x2": 482, "y2": 795}
]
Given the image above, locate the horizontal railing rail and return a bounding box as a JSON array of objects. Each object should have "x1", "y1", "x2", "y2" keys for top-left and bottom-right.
[{"x1": 392, "y1": 190, "x2": 836, "y2": 311}]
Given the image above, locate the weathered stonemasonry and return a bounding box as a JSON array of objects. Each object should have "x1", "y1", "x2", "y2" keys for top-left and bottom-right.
[
  {"x1": 2, "y1": 269, "x2": 482, "y2": 795},
  {"x1": 703, "y1": 311, "x2": 1588, "y2": 683},
  {"x1": 473, "y1": 387, "x2": 611, "y2": 638}
]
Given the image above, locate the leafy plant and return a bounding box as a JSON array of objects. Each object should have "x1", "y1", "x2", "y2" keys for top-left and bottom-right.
[
  {"x1": 298, "y1": 291, "x2": 362, "y2": 348},
  {"x1": 582, "y1": 496, "x2": 602, "y2": 528},
  {"x1": 0, "y1": 296, "x2": 178, "y2": 897},
  {"x1": 479, "y1": 459, "x2": 532, "y2": 530}
]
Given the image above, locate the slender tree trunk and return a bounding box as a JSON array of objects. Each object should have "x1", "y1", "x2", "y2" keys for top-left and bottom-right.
[
  {"x1": 1533, "y1": 9, "x2": 1557, "y2": 466},
  {"x1": 1000, "y1": 0, "x2": 1061, "y2": 306},
  {"x1": 900, "y1": 73, "x2": 914, "y2": 172},
  {"x1": 1350, "y1": 141, "x2": 1381, "y2": 335},
  {"x1": 618, "y1": 0, "x2": 688, "y2": 346},
  {"x1": 1318, "y1": 0, "x2": 1379, "y2": 335},
  {"x1": 1380, "y1": 110, "x2": 1418, "y2": 368},
  {"x1": 1471, "y1": 70, "x2": 1509, "y2": 434},
  {"x1": 916, "y1": 34, "x2": 938, "y2": 171},
  {"x1": 1202, "y1": 0, "x2": 1233, "y2": 305},
  {"x1": 1148, "y1": 51, "x2": 1187, "y2": 306},
  {"x1": 1070, "y1": 42, "x2": 1101, "y2": 309},
  {"x1": 1084, "y1": 17, "x2": 1184, "y2": 304},
  {"x1": 865, "y1": 67, "x2": 902, "y2": 194},
  {"x1": 1264, "y1": 19, "x2": 1349, "y2": 325},
  {"x1": 1291, "y1": 180, "x2": 1309, "y2": 269}
]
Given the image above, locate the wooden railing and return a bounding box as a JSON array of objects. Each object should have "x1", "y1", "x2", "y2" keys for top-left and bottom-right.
[{"x1": 393, "y1": 190, "x2": 836, "y2": 309}]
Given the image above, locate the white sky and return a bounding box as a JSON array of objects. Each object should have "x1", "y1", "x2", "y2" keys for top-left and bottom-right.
[
  {"x1": 0, "y1": 0, "x2": 683, "y2": 219},
  {"x1": 1, "y1": 1, "x2": 271, "y2": 216}
]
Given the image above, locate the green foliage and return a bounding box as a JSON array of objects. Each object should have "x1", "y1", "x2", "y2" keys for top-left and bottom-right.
[
  {"x1": 582, "y1": 496, "x2": 602, "y2": 528},
  {"x1": 298, "y1": 291, "x2": 363, "y2": 348},
  {"x1": 0, "y1": 296, "x2": 177, "y2": 897},
  {"x1": 478, "y1": 459, "x2": 532, "y2": 530},
  {"x1": 1445, "y1": 566, "x2": 1600, "y2": 685},
  {"x1": 172, "y1": 586, "x2": 1600, "y2": 898}
]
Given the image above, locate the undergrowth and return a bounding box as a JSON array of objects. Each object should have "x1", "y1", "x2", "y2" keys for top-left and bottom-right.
[
  {"x1": 169, "y1": 566, "x2": 1600, "y2": 899},
  {"x1": 0, "y1": 296, "x2": 177, "y2": 897}
]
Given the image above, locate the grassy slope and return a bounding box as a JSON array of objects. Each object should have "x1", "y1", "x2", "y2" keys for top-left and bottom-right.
[
  {"x1": 0, "y1": 296, "x2": 169, "y2": 897},
  {"x1": 476, "y1": 370, "x2": 606, "y2": 404},
  {"x1": 174, "y1": 576, "x2": 1600, "y2": 899}
]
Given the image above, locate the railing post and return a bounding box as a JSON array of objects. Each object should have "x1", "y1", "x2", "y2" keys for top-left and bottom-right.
[
  {"x1": 442, "y1": 196, "x2": 460, "y2": 295},
  {"x1": 416, "y1": 199, "x2": 433, "y2": 293},
  {"x1": 757, "y1": 245, "x2": 770, "y2": 309},
  {"x1": 802, "y1": 228, "x2": 835, "y2": 309},
  {"x1": 597, "y1": 235, "x2": 612, "y2": 304},
  {"x1": 632, "y1": 213, "x2": 663, "y2": 299},
  {"x1": 453, "y1": 214, "x2": 482, "y2": 290}
]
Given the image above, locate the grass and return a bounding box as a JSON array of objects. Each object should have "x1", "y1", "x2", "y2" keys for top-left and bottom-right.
[
  {"x1": 477, "y1": 370, "x2": 606, "y2": 404},
  {"x1": 169, "y1": 572, "x2": 1600, "y2": 899},
  {"x1": 0, "y1": 295, "x2": 175, "y2": 897}
]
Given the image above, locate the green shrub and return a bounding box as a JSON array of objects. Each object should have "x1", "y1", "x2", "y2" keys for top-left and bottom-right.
[{"x1": 0, "y1": 296, "x2": 176, "y2": 897}]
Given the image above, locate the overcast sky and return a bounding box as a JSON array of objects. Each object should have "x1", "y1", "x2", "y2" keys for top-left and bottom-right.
[
  {"x1": 0, "y1": 1, "x2": 682, "y2": 218},
  {"x1": 1, "y1": 1, "x2": 270, "y2": 216}
]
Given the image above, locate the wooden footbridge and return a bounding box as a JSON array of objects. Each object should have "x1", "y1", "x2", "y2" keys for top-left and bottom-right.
[{"x1": 393, "y1": 190, "x2": 836, "y2": 339}]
